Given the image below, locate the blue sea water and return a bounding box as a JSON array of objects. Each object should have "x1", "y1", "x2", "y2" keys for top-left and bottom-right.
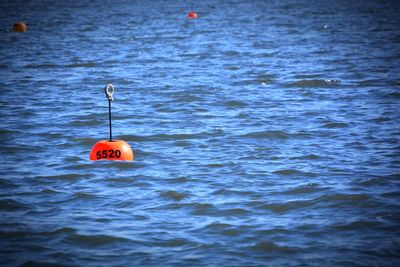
[{"x1": 0, "y1": 0, "x2": 400, "y2": 266}]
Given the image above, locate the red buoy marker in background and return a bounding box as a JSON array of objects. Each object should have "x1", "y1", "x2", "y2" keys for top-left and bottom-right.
[
  {"x1": 187, "y1": 12, "x2": 198, "y2": 19},
  {"x1": 13, "y1": 22, "x2": 27, "y2": 32},
  {"x1": 90, "y1": 84, "x2": 134, "y2": 161},
  {"x1": 13, "y1": 4, "x2": 27, "y2": 32}
]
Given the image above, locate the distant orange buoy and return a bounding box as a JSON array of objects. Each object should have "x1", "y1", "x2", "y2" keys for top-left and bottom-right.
[
  {"x1": 187, "y1": 12, "x2": 198, "y2": 19},
  {"x1": 13, "y1": 22, "x2": 27, "y2": 32},
  {"x1": 90, "y1": 140, "x2": 134, "y2": 161},
  {"x1": 90, "y1": 84, "x2": 134, "y2": 161}
]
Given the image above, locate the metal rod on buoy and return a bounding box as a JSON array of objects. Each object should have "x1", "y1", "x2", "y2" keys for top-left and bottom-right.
[
  {"x1": 108, "y1": 100, "x2": 112, "y2": 142},
  {"x1": 105, "y1": 84, "x2": 114, "y2": 142},
  {"x1": 108, "y1": 99, "x2": 112, "y2": 141},
  {"x1": 16, "y1": 3, "x2": 20, "y2": 21}
]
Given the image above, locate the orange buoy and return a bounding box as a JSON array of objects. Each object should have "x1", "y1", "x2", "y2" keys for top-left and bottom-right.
[
  {"x1": 90, "y1": 84, "x2": 134, "y2": 161},
  {"x1": 13, "y1": 22, "x2": 27, "y2": 32},
  {"x1": 187, "y1": 12, "x2": 198, "y2": 19},
  {"x1": 90, "y1": 140, "x2": 134, "y2": 161}
]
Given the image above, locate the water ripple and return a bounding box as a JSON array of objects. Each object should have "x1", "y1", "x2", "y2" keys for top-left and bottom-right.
[{"x1": 1, "y1": 0, "x2": 399, "y2": 266}]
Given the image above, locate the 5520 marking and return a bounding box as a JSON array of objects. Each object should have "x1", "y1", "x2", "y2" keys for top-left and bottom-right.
[{"x1": 96, "y1": 149, "x2": 121, "y2": 159}]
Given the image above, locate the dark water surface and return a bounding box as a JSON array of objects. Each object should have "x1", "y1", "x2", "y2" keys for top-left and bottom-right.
[{"x1": 1, "y1": 0, "x2": 400, "y2": 266}]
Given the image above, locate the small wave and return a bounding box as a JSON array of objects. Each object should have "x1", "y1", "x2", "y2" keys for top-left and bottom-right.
[
  {"x1": 370, "y1": 116, "x2": 391, "y2": 123},
  {"x1": 219, "y1": 208, "x2": 250, "y2": 216},
  {"x1": 242, "y1": 130, "x2": 289, "y2": 140},
  {"x1": 72, "y1": 137, "x2": 98, "y2": 146},
  {"x1": 224, "y1": 65, "x2": 240, "y2": 71},
  {"x1": 389, "y1": 92, "x2": 400, "y2": 98},
  {"x1": 320, "y1": 194, "x2": 374, "y2": 209},
  {"x1": 36, "y1": 174, "x2": 91, "y2": 181},
  {"x1": 0, "y1": 129, "x2": 22, "y2": 136},
  {"x1": 110, "y1": 161, "x2": 140, "y2": 169},
  {"x1": 273, "y1": 169, "x2": 316, "y2": 177},
  {"x1": 20, "y1": 261, "x2": 73, "y2": 267},
  {"x1": 24, "y1": 63, "x2": 61, "y2": 69},
  {"x1": 205, "y1": 163, "x2": 224, "y2": 168},
  {"x1": 154, "y1": 237, "x2": 195, "y2": 247},
  {"x1": 67, "y1": 234, "x2": 131, "y2": 246},
  {"x1": 257, "y1": 74, "x2": 276, "y2": 85},
  {"x1": 290, "y1": 154, "x2": 321, "y2": 160},
  {"x1": 191, "y1": 203, "x2": 219, "y2": 216},
  {"x1": 242, "y1": 130, "x2": 311, "y2": 140},
  {"x1": 281, "y1": 185, "x2": 325, "y2": 195},
  {"x1": 212, "y1": 188, "x2": 252, "y2": 196},
  {"x1": 71, "y1": 119, "x2": 103, "y2": 127},
  {"x1": 165, "y1": 176, "x2": 191, "y2": 184},
  {"x1": 72, "y1": 192, "x2": 96, "y2": 200},
  {"x1": 250, "y1": 241, "x2": 295, "y2": 253},
  {"x1": 160, "y1": 190, "x2": 188, "y2": 201},
  {"x1": 40, "y1": 189, "x2": 60, "y2": 194},
  {"x1": 66, "y1": 62, "x2": 97, "y2": 68},
  {"x1": 1, "y1": 229, "x2": 32, "y2": 239},
  {"x1": 95, "y1": 218, "x2": 112, "y2": 223},
  {"x1": 204, "y1": 222, "x2": 232, "y2": 230},
  {"x1": 119, "y1": 133, "x2": 201, "y2": 142},
  {"x1": 331, "y1": 220, "x2": 379, "y2": 231},
  {"x1": 45, "y1": 227, "x2": 76, "y2": 236},
  {"x1": 257, "y1": 52, "x2": 274, "y2": 58},
  {"x1": 65, "y1": 156, "x2": 84, "y2": 163},
  {"x1": 1, "y1": 228, "x2": 76, "y2": 241},
  {"x1": 293, "y1": 74, "x2": 323, "y2": 79},
  {"x1": 357, "y1": 79, "x2": 383, "y2": 87},
  {"x1": 322, "y1": 122, "x2": 349, "y2": 128},
  {"x1": 0, "y1": 179, "x2": 18, "y2": 189},
  {"x1": 259, "y1": 199, "x2": 315, "y2": 213},
  {"x1": 45, "y1": 133, "x2": 65, "y2": 139},
  {"x1": 319, "y1": 193, "x2": 369, "y2": 202},
  {"x1": 381, "y1": 191, "x2": 400, "y2": 198},
  {"x1": 0, "y1": 199, "x2": 32, "y2": 211},
  {"x1": 223, "y1": 50, "x2": 240, "y2": 56},
  {"x1": 285, "y1": 79, "x2": 340, "y2": 88},
  {"x1": 106, "y1": 177, "x2": 136, "y2": 183},
  {"x1": 354, "y1": 177, "x2": 388, "y2": 186},
  {"x1": 224, "y1": 100, "x2": 247, "y2": 108}
]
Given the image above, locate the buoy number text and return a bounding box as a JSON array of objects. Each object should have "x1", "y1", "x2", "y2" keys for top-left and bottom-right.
[{"x1": 96, "y1": 149, "x2": 121, "y2": 159}]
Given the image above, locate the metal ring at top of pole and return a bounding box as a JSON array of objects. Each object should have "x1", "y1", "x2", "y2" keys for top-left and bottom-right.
[{"x1": 105, "y1": 83, "x2": 114, "y2": 101}]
